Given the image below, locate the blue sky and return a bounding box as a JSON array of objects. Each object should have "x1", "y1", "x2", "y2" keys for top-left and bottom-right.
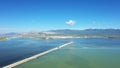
[{"x1": 0, "y1": 0, "x2": 120, "y2": 32}]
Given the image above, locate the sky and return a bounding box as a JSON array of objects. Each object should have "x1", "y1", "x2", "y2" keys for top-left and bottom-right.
[{"x1": 0, "y1": 0, "x2": 120, "y2": 32}]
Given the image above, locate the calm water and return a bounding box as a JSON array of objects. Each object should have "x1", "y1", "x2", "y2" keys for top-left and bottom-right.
[
  {"x1": 15, "y1": 38, "x2": 120, "y2": 68},
  {"x1": 0, "y1": 38, "x2": 68, "y2": 67}
]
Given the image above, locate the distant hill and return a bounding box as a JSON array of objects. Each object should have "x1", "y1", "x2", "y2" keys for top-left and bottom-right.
[
  {"x1": 1, "y1": 29, "x2": 120, "y2": 38},
  {"x1": 0, "y1": 32, "x2": 20, "y2": 37},
  {"x1": 49, "y1": 29, "x2": 120, "y2": 38}
]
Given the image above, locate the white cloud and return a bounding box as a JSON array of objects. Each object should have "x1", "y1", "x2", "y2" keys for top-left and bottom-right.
[{"x1": 66, "y1": 20, "x2": 76, "y2": 26}]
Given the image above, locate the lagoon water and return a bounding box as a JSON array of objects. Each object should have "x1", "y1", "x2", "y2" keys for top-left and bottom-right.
[
  {"x1": 0, "y1": 38, "x2": 68, "y2": 67},
  {"x1": 16, "y1": 38, "x2": 120, "y2": 68}
]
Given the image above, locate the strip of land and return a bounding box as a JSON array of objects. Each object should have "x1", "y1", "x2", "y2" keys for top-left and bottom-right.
[{"x1": 0, "y1": 37, "x2": 8, "y2": 41}]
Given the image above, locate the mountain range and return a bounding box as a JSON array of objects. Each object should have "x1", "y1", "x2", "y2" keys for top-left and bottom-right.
[
  {"x1": 0, "y1": 29, "x2": 120, "y2": 38},
  {"x1": 49, "y1": 29, "x2": 120, "y2": 37}
]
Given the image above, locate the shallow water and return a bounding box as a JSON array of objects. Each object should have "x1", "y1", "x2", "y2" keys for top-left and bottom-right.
[
  {"x1": 0, "y1": 38, "x2": 68, "y2": 67},
  {"x1": 16, "y1": 38, "x2": 120, "y2": 68}
]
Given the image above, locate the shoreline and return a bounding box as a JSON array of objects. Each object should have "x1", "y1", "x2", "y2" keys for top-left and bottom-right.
[{"x1": 1, "y1": 36, "x2": 120, "y2": 41}]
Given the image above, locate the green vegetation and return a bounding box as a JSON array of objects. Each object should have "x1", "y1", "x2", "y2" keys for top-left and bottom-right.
[{"x1": 0, "y1": 37, "x2": 8, "y2": 41}]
